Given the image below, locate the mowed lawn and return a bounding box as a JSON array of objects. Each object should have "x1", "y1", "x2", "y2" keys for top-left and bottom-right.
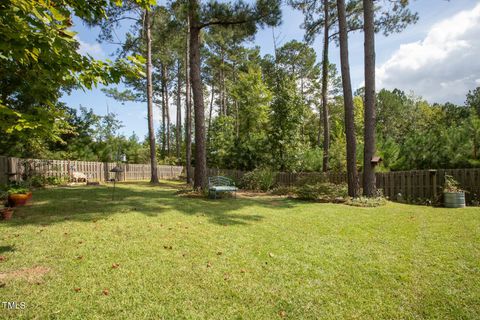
[{"x1": 1, "y1": 181, "x2": 479, "y2": 319}]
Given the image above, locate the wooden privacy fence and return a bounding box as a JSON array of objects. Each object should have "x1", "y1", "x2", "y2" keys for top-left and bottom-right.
[
  {"x1": 0, "y1": 156, "x2": 183, "y2": 184},
  {"x1": 206, "y1": 167, "x2": 480, "y2": 203}
]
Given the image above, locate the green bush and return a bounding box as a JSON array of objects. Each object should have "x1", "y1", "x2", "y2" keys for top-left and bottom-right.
[
  {"x1": 29, "y1": 175, "x2": 47, "y2": 188},
  {"x1": 270, "y1": 185, "x2": 296, "y2": 196},
  {"x1": 240, "y1": 167, "x2": 276, "y2": 191},
  {"x1": 46, "y1": 176, "x2": 64, "y2": 186},
  {"x1": 28, "y1": 175, "x2": 65, "y2": 187},
  {"x1": 294, "y1": 182, "x2": 348, "y2": 202},
  {"x1": 0, "y1": 189, "x2": 8, "y2": 206},
  {"x1": 294, "y1": 173, "x2": 328, "y2": 187}
]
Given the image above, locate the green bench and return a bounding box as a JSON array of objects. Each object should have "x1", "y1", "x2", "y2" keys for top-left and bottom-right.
[{"x1": 208, "y1": 176, "x2": 238, "y2": 199}]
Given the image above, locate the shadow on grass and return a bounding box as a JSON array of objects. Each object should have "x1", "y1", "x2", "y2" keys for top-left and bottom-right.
[
  {"x1": 6, "y1": 181, "x2": 296, "y2": 227},
  {"x1": 0, "y1": 245, "x2": 15, "y2": 254}
]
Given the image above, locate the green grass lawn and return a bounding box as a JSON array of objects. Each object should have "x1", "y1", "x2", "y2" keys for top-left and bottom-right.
[{"x1": 1, "y1": 181, "x2": 479, "y2": 319}]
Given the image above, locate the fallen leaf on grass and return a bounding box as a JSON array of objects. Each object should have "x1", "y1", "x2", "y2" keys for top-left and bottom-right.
[
  {"x1": 0, "y1": 256, "x2": 6, "y2": 262},
  {"x1": 206, "y1": 262, "x2": 212, "y2": 268},
  {"x1": 102, "y1": 288, "x2": 109, "y2": 296},
  {"x1": 278, "y1": 310, "x2": 287, "y2": 318},
  {"x1": 76, "y1": 256, "x2": 83, "y2": 260},
  {"x1": 74, "y1": 288, "x2": 81, "y2": 292},
  {"x1": 111, "y1": 263, "x2": 120, "y2": 269},
  {"x1": 269, "y1": 253, "x2": 275, "y2": 258}
]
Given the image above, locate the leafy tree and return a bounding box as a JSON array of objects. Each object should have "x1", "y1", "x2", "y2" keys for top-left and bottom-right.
[
  {"x1": 229, "y1": 65, "x2": 272, "y2": 170},
  {"x1": 207, "y1": 116, "x2": 236, "y2": 168},
  {"x1": 268, "y1": 72, "x2": 304, "y2": 171},
  {"x1": 0, "y1": 0, "x2": 143, "y2": 158},
  {"x1": 466, "y1": 87, "x2": 480, "y2": 116}
]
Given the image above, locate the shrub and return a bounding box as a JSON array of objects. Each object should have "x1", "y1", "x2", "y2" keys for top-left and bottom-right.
[
  {"x1": 0, "y1": 189, "x2": 8, "y2": 206},
  {"x1": 294, "y1": 182, "x2": 348, "y2": 202},
  {"x1": 270, "y1": 186, "x2": 296, "y2": 196},
  {"x1": 444, "y1": 175, "x2": 463, "y2": 192},
  {"x1": 29, "y1": 175, "x2": 47, "y2": 188},
  {"x1": 46, "y1": 176, "x2": 64, "y2": 186},
  {"x1": 345, "y1": 196, "x2": 387, "y2": 207},
  {"x1": 294, "y1": 173, "x2": 328, "y2": 187},
  {"x1": 240, "y1": 167, "x2": 276, "y2": 191},
  {"x1": 27, "y1": 175, "x2": 65, "y2": 187}
]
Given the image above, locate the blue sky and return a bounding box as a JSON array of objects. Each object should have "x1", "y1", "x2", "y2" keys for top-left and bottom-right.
[{"x1": 61, "y1": 0, "x2": 480, "y2": 138}]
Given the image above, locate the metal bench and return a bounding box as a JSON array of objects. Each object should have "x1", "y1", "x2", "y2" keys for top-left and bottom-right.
[{"x1": 208, "y1": 176, "x2": 238, "y2": 199}]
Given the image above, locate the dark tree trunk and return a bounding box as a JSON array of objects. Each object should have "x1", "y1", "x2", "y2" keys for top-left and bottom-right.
[
  {"x1": 337, "y1": 0, "x2": 358, "y2": 197},
  {"x1": 176, "y1": 59, "x2": 182, "y2": 162},
  {"x1": 221, "y1": 50, "x2": 226, "y2": 116},
  {"x1": 160, "y1": 63, "x2": 167, "y2": 157},
  {"x1": 189, "y1": 0, "x2": 207, "y2": 189},
  {"x1": 363, "y1": 0, "x2": 376, "y2": 197},
  {"x1": 185, "y1": 16, "x2": 193, "y2": 184},
  {"x1": 164, "y1": 64, "x2": 171, "y2": 156},
  {"x1": 321, "y1": 0, "x2": 330, "y2": 172},
  {"x1": 145, "y1": 10, "x2": 159, "y2": 183},
  {"x1": 208, "y1": 83, "x2": 215, "y2": 142}
]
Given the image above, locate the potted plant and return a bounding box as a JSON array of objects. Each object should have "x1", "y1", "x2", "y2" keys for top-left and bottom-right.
[
  {"x1": 7, "y1": 184, "x2": 31, "y2": 207},
  {"x1": 443, "y1": 175, "x2": 465, "y2": 208},
  {"x1": 1, "y1": 207, "x2": 14, "y2": 220}
]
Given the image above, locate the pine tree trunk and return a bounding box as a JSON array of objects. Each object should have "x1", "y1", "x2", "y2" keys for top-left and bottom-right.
[
  {"x1": 176, "y1": 59, "x2": 182, "y2": 162},
  {"x1": 189, "y1": 0, "x2": 207, "y2": 189},
  {"x1": 145, "y1": 10, "x2": 159, "y2": 183},
  {"x1": 337, "y1": 0, "x2": 358, "y2": 197},
  {"x1": 185, "y1": 16, "x2": 193, "y2": 184},
  {"x1": 164, "y1": 64, "x2": 171, "y2": 156},
  {"x1": 221, "y1": 51, "x2": 226, "y2": 116},
  {"x1": 363, "y1": 0, "x2": 376, "y2": 197},
  {"x1": 208, "y1": 83, "x2": 215, "y2": 142},
  {"x1": 160, "y1": 63, "x2": 167, "y2": 157},
  {"x1": 321, "y1": 0, "x2": 330, "y2": 172}
]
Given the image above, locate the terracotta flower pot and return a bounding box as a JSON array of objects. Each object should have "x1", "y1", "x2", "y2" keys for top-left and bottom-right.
[
  {"x1": 1, "y1": 208, "x2": 14, "y2": 220},
  {"x1": 8, "y1": 193, "x2": 29, "y2": 207}
]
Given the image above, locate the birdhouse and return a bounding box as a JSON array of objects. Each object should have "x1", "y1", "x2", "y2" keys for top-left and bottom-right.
[
  {"x1": 371, "y1": 156, "x2": 382, "y2": 167},
  {"x1": 110, "y1": 166, "x2": 124, "y2": 173}
]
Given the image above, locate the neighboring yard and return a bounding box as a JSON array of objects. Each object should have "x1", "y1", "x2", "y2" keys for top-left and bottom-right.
[{"x1": 1, "y1": 181, "x2": 479, "y2": 319}]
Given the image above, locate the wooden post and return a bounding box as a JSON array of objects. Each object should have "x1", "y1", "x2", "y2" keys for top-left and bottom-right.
[{"x1": 429, "y1": 170, "x2": 437, "y2": 203}]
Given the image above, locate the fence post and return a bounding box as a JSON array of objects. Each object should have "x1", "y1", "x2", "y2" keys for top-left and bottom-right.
[{"x1": 429, "y1": 170, "x2": 437, "y2": 203}]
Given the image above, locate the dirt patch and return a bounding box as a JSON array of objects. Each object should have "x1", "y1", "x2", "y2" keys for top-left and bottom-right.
[{"x1": 0, "y1": 266, "x2": 50, "y2": 283}]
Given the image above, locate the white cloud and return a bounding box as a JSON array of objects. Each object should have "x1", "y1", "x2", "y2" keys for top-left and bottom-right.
[
  {"x1": 377, "y1": 3, "x2": 480, "y2": 104},
  {"x1": 76, "y1": 36, "x2": 105, "y2": 59}
]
